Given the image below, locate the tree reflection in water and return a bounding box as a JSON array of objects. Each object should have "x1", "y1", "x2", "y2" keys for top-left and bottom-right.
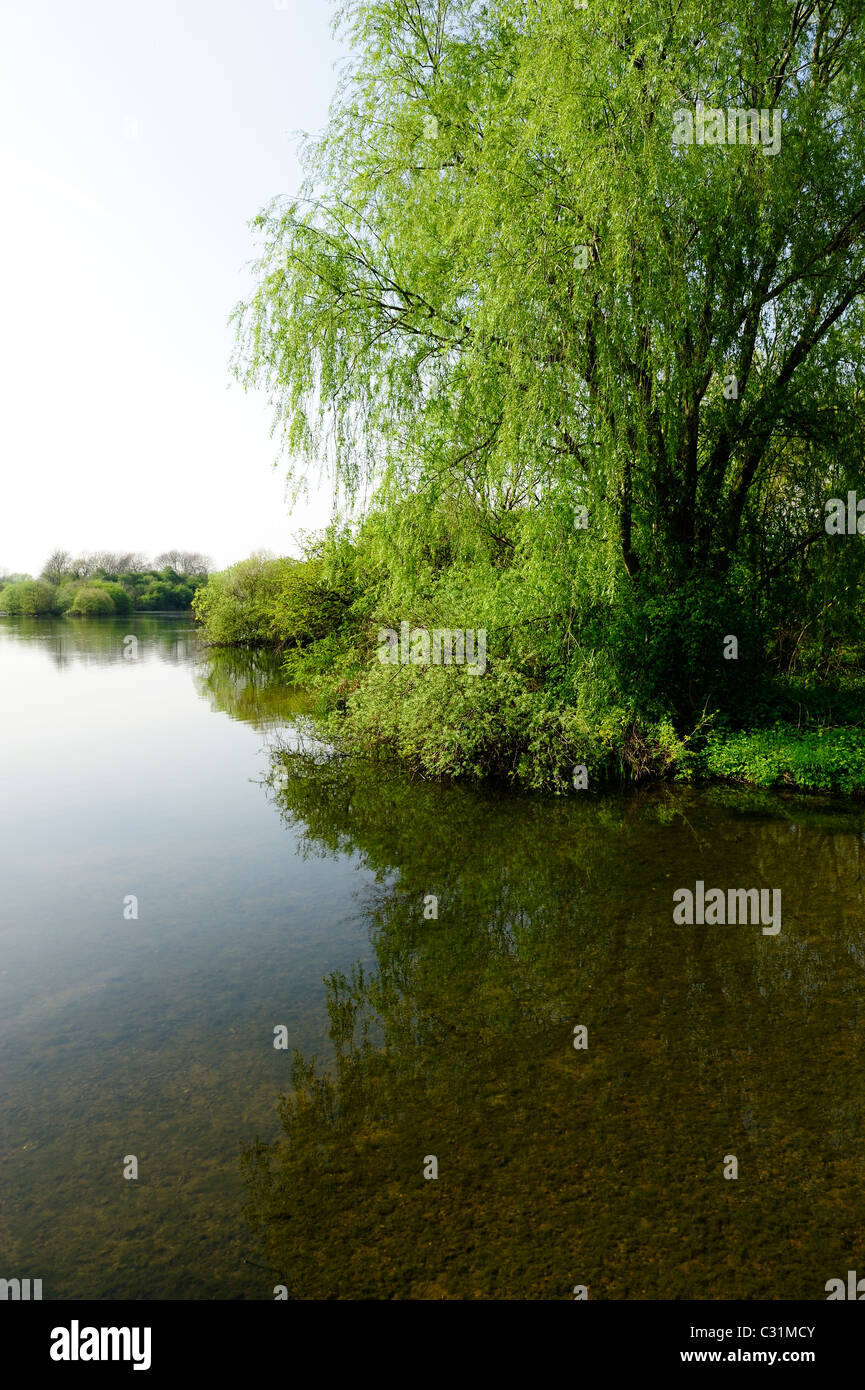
[{"x1": 242, "y1": 749, "x2": 865, "y2": 1299}]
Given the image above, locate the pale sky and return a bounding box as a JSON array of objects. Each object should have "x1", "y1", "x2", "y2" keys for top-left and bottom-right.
[{"x1": 0, "y1": 0, "x2": 346, "y2": 576}]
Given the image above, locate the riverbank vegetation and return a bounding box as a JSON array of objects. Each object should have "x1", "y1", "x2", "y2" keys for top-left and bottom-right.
[
  {"x1": 0, "y1": 550, "x2": 210, "y2": 617},
  {"x1": 195, "y1": 0, "x2": 865, "y2": 795}
]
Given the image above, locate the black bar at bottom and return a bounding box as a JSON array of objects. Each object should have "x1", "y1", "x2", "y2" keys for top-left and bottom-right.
[{"x1": 6, "y1": 1299, "x2": 860, "y2": 1376}]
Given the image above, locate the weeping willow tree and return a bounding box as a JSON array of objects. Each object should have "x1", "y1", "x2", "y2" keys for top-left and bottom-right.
[{"x1": 229, "y1": 0, "x2": 865, "y2": 768}]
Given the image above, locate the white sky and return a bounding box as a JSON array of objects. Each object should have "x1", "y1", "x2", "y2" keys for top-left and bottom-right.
[{"x1": 0, "y1": 0, "x2": 346, "y2": 576}]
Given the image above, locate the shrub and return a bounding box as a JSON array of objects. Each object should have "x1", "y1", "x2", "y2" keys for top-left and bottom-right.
[
  {"x1": 99, "y1": 581, "x2": 134, "y2": 616},
  {"x1": 270, "y1": 556, "x2": 356, "y2": 648},
  {"x1": 0, "y1": 579, "x2": 61, "y2": 615},
  {"x1": 136, "y1": 579, "x2": 195, "y2": 611},
  {"x1": 703, "y1": 726, "x2": 865, "y2": 795},
  {"x1": 193, "y1": 553, "x2": 296, "y2": 645},
  {"x1": 65, "y1": 586, "x2": 116, "y2": 617}
]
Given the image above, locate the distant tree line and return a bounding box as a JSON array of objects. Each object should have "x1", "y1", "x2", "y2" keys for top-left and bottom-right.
[{"x1": 0, "y1": 549, "x2": 212, "y2": 617}]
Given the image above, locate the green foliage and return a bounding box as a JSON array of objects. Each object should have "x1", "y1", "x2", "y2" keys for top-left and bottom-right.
[
  {"x1": 594, "y1": 573, "x2": 767, "y2": 719},
  {"x1": 234, "y1": 0, "x2": 865, "y2": 594},
  {"x1": 271, "y1": 556, "x2": 357, "y2": 649},
  {"x1": 193, "y1": 545, "x2": 358, "y2": 649},
  {"x1": 210, "y1": 0, "x2": 865, "y2": 792},
  {"x1": 703, "y1": 727, "x2": 865, "y2": 796},
  {"x1": 30, "y1": 551, "x2": 206, "y2": 612},
  {"x1": 323, "y1": 655, "x2": 696, "y2": 789},
  {"x1": 55, "y1": 583, "x2": 77, "y2": 613},
  {"x1": 0, "y1": 579, "x2": 61, "y2": 615},
  {"x1": 98, "y1": 581, "x2": 134, "y2": 616},
  {"x1": 41, "y1": 578, "x2": 137, "y2": 617},
  {"x1": 192, "y1": 553, "x2": 296, "y2": 645},
  {"x1": 134, "y1": 577, "x2": 196, "y2": 611},
  {"x1": 65, "y1": 585, "x2": 116, "y2": 617}
]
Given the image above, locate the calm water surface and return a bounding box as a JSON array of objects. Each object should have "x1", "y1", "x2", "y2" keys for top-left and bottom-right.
[{"x1": 1, "y1": 615, "x2": 864, "y2": 1299}]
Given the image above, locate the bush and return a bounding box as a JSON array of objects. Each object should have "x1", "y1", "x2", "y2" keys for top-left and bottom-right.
[
  {"x1": 703, "y1": 726, "x2": 865, "y2": 795},
  {"x1": 65, "y1": 586, "x2": 116, "y2": 617},
  {"x1": 193, "y1": 554, "x2": 296, "y2": 645},
  {"x1": 0, "y1": 580, "x2": 61, "y2": 615},
  {"x1": 52, "y1": 579, "x2": 134, "y2": 617},
  {"x1": 55, "y1": 583, "x2": 77, "y2": 613},
  {"x1": 270, "y1": 556, "x2": 357, "y2": 648},
  {"x1": 99, "y1": 581, "x2": 134, "y2": 616},
  {"x1": 136, "y1": 579, "x2": 195, "y2": 611},
  {"x1": 592, "y1": 574, "x2": 766, "y2": 722}
]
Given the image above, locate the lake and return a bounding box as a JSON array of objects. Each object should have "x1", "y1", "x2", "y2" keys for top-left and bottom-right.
[{"x1": 1, "y1": 614, "x2": 864, "y2": 1299}]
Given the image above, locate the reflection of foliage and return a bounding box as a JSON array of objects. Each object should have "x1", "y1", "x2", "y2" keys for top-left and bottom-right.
[
  {"x1": 0, "y1": 614, "x2": 201, "y2": 668},
  {"x1": 243, "y1": 752, "x2": 865, "y2": 1298},
  {"x1": 702, "y1": 784, "x2": 865, "y2": 830},
  {"x1": 193, "y1": 648, "x2": 311, "y2": 730}
]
